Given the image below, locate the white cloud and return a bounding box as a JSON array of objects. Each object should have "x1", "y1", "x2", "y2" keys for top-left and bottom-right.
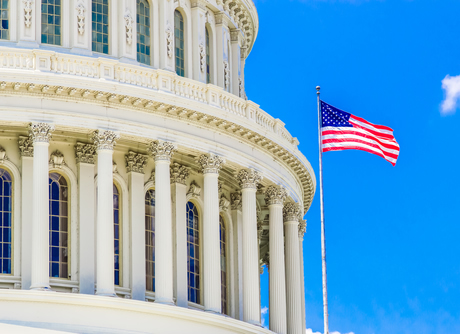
[
  {"x1": 306, "y1": 329, "x2": 355, "y2": 334},
  {"x1": 261, "y1": 306, "x2": 269, "y2": 315},
  {"x1": 441, "y1": 74, "x2": 460, "y2": 115}
]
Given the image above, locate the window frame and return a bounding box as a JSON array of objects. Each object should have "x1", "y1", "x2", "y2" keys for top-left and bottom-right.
[
  {"x1": 113, "y1": 181, "x2": 122, "y2": 287},
  {"x1": 91, "y1": 0, "x2": 110, "y2": 55},
  {"x1": 145, "y1": 187, "x2": 155, "y2": 293},
  {"x1": 0, "y1": 0, "x2": 9, "y2": 41},
  {"x1": 136, "y1": 0, "x2": 152, "y2": 66},
  {"x1": 0, "y1": 166, "x2": 13, "y2": 276},
  {"x1": 219, "y1": 214, "x2": 229, "y2": 315},
  {"x1": 174, "y1": 9, "x2": 185, "y2": 77},
  {"x1": 186, "y1": 199, "x2": 203, "y2": 306},
  {"x1": 40, "y1": 0, "x2": 62, "y2": 46}
]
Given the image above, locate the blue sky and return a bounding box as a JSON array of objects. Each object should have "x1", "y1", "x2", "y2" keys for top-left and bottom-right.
[{"x1": 247, "y1": 1, "x2": 460, "y2": 333}]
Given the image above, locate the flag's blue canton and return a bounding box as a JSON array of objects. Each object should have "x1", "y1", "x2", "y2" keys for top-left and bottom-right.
[{"x1": 321, "y1": 101, "x2": 353, "y2": 128}]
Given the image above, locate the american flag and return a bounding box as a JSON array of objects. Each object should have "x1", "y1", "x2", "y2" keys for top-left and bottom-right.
[{"x1": 321, "y1": 101, "x2": 400, "y2": 166}]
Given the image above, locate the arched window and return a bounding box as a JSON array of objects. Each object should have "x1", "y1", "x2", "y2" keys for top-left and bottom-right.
[
  {"x1": 0, "y1": 168, "x2": 12, "y2": 274},
  {"x1": 49, "y1": 173, "x2": 69, "y2": 278},
  {"x1": 145, "y1": 189, "x2": 155, "y2": 292},
  {"x1": 186, "y1": 201, "x2": 200, "y2": 304},
  {"x1": 219, "y1": 215, "x2": 228, "y2": 314},
  {"x1": 113, "y1": 183, "x2": 121, "y2": 285},
  {"x1": 174, "y1": 10, "x2": 185, "y2": 77},
  {"x1": 41, "y1": 0, "x2": 62, "y2": 45},
  {"x1": 0, "y1": 1, "x2": 9, "y2": 40},
  {"x1": 92, "y1": 0, "x2": 109, "y2": 54},
  {"x1": 137, "y1": 0, "x2": 151, "y2": 65},
  {"x1": 206, "y1": 27, "x2": 210, "y2": 84}
]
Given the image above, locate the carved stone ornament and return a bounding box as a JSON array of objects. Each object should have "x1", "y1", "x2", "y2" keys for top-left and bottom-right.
[
  {"x1": 113, "y1": 161, "x2": 118, "y2": 174},
  {"x1": 23, "y1": 0, "x2": 33, "y2": 28},
  {"x1": 298, "y1": 220, "x2": 307, "y2": 238},
  {"x1": 0, "y1": 146, "x2": 7, "y2": 164},
  {"x1": 197, "y1": 153, "x2": 224, "y2": 174},
  {"x1": 124, "y1": 10, "x2": 134, "y2": 45},
  {"x1": 237, "y1": 168, "x2": 262, "y2": 190},
  {"x1": 219, "y1": 194, "x2": 230, "y2": 212},
  {"x1": 223, "y1": 60, "x2": 230, "y2": 89},
  {"x1": 230, "y1": 192, "x2": 242, "y2": 210},
  {"x1": 92, "y1": 130, "x2": 120, "y2": 151},
  {"x1": 125, "y1": 151, "x2": 148, "y2": 174},
  {"x1": 76, "y1": 1, "x2": 86, "y2": 35},
  {"x1": 199, "y1": 43, "x2": 206, "y2": 73},
  {"x1": 166, "y1": 27, "x2": 174, "y2": 58},
  {"x1": 265, "y1": 185, "x2": 287, "y2": 206},
  {"x1": 19, "y1": 136, "x2": 34, "y2": 157},
  {"x1": 218, "y1": 180, "x2": 223, "y2": 193},
  {"x1": 283, "y1": 202, "x2": 301, "y2": 223},
  {"x1": 170, "y1": 162, "x2": 190, "y2": 185},
  {"x1": 28, "y1": 123, "x2": 55, "y2": 143},
  {"x1": 262, "y1": 253, "x2": 270, "y2": 270},
  {"x1": 257, "y1": 221, "x2": 263, "y2": 241},
  {"x1": 148, "y1": 140, "x2": 176, "y2": 162},
  {"x1": 187, "y1": 180, "x2": 201, "y2": 198},
  {"x1": 147, "y1": 170, "x2": 155, "y2": 183},
  {"x1": 50, "y1": 150, "x2": 65, "y2": 169},
  {"x1": 75, "y1": 142, "x2": 96, "y2": 164}
]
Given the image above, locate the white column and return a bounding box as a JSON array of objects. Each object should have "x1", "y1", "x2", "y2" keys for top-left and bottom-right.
[
  {"x1": 93, "y1": 130, "x2": 119, "y2": 296},
  {"x1": 198, "y1": 154, "x2": 225, "y2": 313},
  {"x1": 29, "y1": 123, "x2": 54, "y2": 290},
  {"x1": 230, "y1": 30, "x2": 241, "y2": 96},
  {"x1": 237, "y1": 168, "x2": 262, "y2": 325},
  {"x1": 75, "y1": 143, "x2": 97, "y2": 294},
  {"x1": 126, "y1": 151, "x2": 149, "y2": 301},
  {"x1": 284, "y1": 203, "x2": 303, "y2": 334},
  {"x1": 265, "y1": 186, "x2": 288, "y2": 334},
  {"x1": 298, "y1": 220, "x2": 307, "y2": 332},
  {"x1": 19, "y1": 136, "x2": 34, "y2": 290},
  {"x1": 215, "y1": 13, "x2": 228, "y2": 89},
  {"x1": 158, "y1": 0, "x2": 175, "y2": 71},
  {"x1": 148, "y1": 140, "x2": 176, "y2": 304},
  {"x1": 191, "y1": 0, "x2": 207, "y2": 83},
  {"x1": 230, "y1": 192, "x2": 243, "y2": 320},
  {"x1": 171, "y1": 163, "x2": 189, "y2": 308}
]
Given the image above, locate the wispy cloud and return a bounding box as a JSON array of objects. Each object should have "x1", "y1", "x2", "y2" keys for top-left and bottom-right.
[
  {"x1": 441, "y1": 75, "x2": 460, "y2": 115},
  {"x1": 306, "y1": 329, "x2": 355, "y2": 334},
  {"x1": 261, "y1": 306, "x2": 269, "y2": 328}
]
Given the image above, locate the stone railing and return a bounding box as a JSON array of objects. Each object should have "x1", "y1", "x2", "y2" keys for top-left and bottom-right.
[{"x1": 0, "y1": 48, "x2": 299, "y2": 149}]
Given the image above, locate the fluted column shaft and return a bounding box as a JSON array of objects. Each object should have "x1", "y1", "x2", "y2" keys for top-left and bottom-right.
[
  {"x1": 238, "y1": 168, "x2": 262, "y2": 325},
  {"x1": 30, "y1": 123, "x2": 54, "y2": 290},
  {"x1": 299, "y1": 221, "x2": 307, "y2": 332},
  {"x1": 284, "y1": 203, "x2": 303, "y2": 334},
  {"x1": 199, "y1": 154, "x2": 224, "y2": 313},
  {"x1": 149, "y1": 141, "x2": 176, "y2": 304},
  {"x1": 94, "y1": 130, "x2": 119, "y2": 296}
]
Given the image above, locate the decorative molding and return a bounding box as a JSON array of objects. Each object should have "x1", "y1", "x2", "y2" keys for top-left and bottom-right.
[
  {"x1": 166, "y1": 27, "x2": 174, "y2": 58},
  {"x1": 113, "y1": 161, "x2": 118, "y2": 174},
  {"x1": 23, "y1": 0, "x2": 33, "y2": 28},
  {"x1": 92, "y1": 130, "x2": 119, "y2": 151},
  {"x1": 124, "y1": 10, "x2": 134, "y2": 45},
  {"x1": 262, "y1": 252, "x2": 269, "y2": 270},
  {"x1": 217, "y1": 180, "x2": 223, "y2": 193},
  {"x1": 148, "y1": 140, "x2": 176, "y2": 162},
  {"x1": 170, "y1": 162, "x2": 189, "y2": 185},
  {"x1": 72, "y1": 287, "x2": 79, "y2": 294},
  {"x1": 257, "y1": 221, "x2": 263, "y2": 241},
  {"x1": 75, "y1": 142, "x2": 96, "y2": 164},
  {"x1": 219, "y1": 194, "x2": 230, "y2": 212},
  {"x1": 187, "y1": 180, "x2": 201, "y2": 198},
  {"x1": 237, "y1": 168, "x2": 262, "y2": 190},
  {"x1": 0, "y1": 146, "x2": 7, "y2": 164},
  {"x1": 283, "y1": 202, "x2": 301, "y2": 223},
  {"x1": 199, "y1": 43, "x2": 206, "y2": 73},
  {"x1": 230, "y1": 192, "x2": 242, "y2": 211},
  {"x1": 28, "y1": 123, "x2": 54, "y2": 143},
  {"x1": 125, "y1": 151, "x2": 148, "y2": 174},
  {"x1": 265, "y1": 185, "x2": 287, "y2": 206},
  {"x1": 197, "y1": 153, "x2": 224, "y2": 174},
  {"x1": 14, "y1": 283, "x2": 22, "y2": 290},
  {"x1": 19, "y1": 136, "x2": 34, "y2": 157},
  {"x1": 76, "y1": 1, "x2": 86, "y2": 35},
  {"x1": 50, "y1": 150, "x2": 66, "y2": 169},
  {"x1": 298, "y1": 219, "x2": 307, "y2": 238},
  {"x1": 147, "y1": 170, "x2": 155, "y2": 183},
  {"x1": 223, "y1": 61, "x2": 230, "y2": 89}
]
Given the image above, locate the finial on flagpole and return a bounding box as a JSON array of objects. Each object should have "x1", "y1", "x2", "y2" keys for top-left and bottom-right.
[{"x1": 316, "y1": 86, "x2": 321, "y2": 95}]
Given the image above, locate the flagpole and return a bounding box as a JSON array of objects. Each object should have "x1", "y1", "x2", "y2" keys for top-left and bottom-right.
[{"x1": 316, "y1": 86, "x2": 329, "y2": 334}]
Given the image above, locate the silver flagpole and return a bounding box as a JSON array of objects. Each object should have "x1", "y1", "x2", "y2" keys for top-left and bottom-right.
[{"x1": 316, "y1": 86, "x2": 329, "y2": 334}]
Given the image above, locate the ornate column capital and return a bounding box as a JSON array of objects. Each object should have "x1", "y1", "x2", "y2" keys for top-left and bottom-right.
[
  {"x1": 265, "y1": 185, "x2": 287, "y2": 206},
  {"x1": 237, "y1": 168, "x2": 262, "y2": 190},
  {"x1": 198, "y1": 153, "x2": 225, "y2": 174},
  {"x1": 28, "y1": 123, "x2": 54, "y2": 143},
  {"x1": 92, "y1": 130, "x2": 120, "y2": 151},
  {"x1": 75, "y1": 142, "x2": 96, "y2": 164},
  {"x1": 283, "y1": 202, "x2": 301, "y2": 223},
  {"x1": 125, "y1": 151, "x2": 148, "y2": 174},
  {"x1": 230, "y1": 192, "x2": 242, "y2": 211},
  {"x1": 170, "y1": 162, "x2": 190, "y2": 185},
  {"x1": 19, "y1": 136, "x2": 34, "y2": 157},
  {"x1": 148, "y1": 140, "x2": 176, "y2": 162},
  {"x1": 298, "y1": 220, "x2": 307, "y2": 239}
]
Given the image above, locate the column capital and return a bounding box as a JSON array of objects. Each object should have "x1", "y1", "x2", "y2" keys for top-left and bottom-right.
[
  {"x1": 125, "y1": 151, "x2": 148, "y2": 174},
  {"x1": 28, "y1": 123, "x2": 54, "y2": 143},
  {"x1": 230, "y1": 192, "x2": 242, "y2": 211},
  {"x1": 265, "y1": 185, "x2": 287, "y2": 206},
  {"x1": 198, "y1": 153, "x2": 225, "y2": 174},
  {"x1": 298, "y1": 219, "x2": 307, "y2": 239},
  {"x1": 237, "y1": 168, "x2": 262, "y2": 190},
  {"x1": 170, "y1": 162, "x2": 190, "y2": 185},
  {"x1": 283, "y1": 202, "x2": 301, "y2": 223},
  {"x1": 92, "y1": 130, "x2": 120, "y2": 151},
  {"x1": 19, "y1": 135, "x2": 34, "y2": 157},
  {"x1": 148, "y1": 140, "x2": 176, "y2": 162},
  {"x1": 75, "y1": 142, "x2": 96, "y2": 164}
]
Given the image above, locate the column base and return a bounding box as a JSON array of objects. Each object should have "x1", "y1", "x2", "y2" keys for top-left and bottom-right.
[
  {"x1": 29, "y1": 286, "x2": 52, "y2": 291},
  {"x1": 95, "y1": 292, "x2": 118, "y2": 297},
  {"x1": 205, "y1": 309, "x2": 222, "y2": 315},
  {"x1": 154, "y1": 299, "x2": 175, "y2": 306}
]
